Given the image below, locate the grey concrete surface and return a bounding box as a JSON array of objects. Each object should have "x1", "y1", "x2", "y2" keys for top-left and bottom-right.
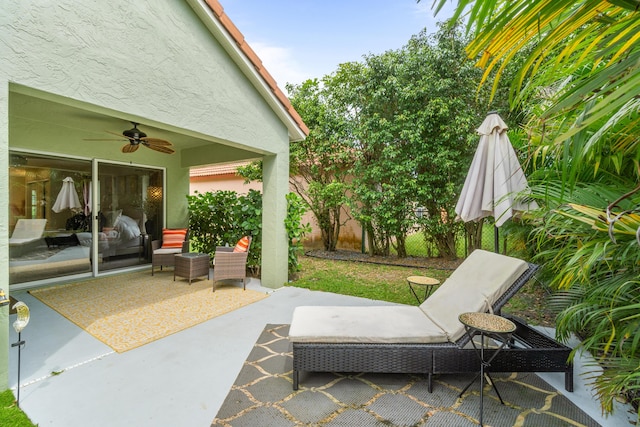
[{"x1": 7, "y1": 277, "x2": 636, "y2": 426}]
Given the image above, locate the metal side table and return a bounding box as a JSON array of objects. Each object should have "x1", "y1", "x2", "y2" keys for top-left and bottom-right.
[
  {"x1": 458, "y1": 312, "x2": 516, "y2": 427},
  {"x1": 406, "y1": 276, "x2": 440, "y2": 303}
]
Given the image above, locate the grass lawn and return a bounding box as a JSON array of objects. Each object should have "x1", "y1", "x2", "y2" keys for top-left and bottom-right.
[
  {"x1": 0, "y1": 390, "x2": 34, "y2": 427},
  {"x1": 288, "y1": 254, "x2": 556, "y2": 327}
]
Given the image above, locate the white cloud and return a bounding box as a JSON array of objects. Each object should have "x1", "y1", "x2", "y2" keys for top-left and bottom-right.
[{"x1": 251, "y1": 42, "x2": 310, "y2": 88}]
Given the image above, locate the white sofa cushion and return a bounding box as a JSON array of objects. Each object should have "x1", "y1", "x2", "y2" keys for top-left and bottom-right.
[
  {"x1": 289, "y1": 305, "x2": 448, "y2": 344},
  {"x1": 419, "y1": 249, "x2": 528, "y2": 342}
]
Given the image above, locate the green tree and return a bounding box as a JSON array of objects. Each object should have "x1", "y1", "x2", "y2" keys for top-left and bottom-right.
[
  {"x1": 287, "y1": 78, "x2": 354, "y2": 251},
  {"x1": 433, "y1": 0, "x2": 640, "y2": 415},
  {"x1": 330, "y1": 25, "x2": 500, "y2": 257}
]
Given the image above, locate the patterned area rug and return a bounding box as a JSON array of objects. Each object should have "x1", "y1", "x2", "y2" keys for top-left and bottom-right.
[
  {"x1": 212, "y1": 324, "x2": 600, "y2": 427},
  {"x1": 30, "y1": 271, "x2": 268, "y2": 353}
]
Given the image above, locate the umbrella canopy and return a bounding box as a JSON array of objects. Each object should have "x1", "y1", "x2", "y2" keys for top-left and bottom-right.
[
  {"x1": 455, "y1": 112, "x2": 537, "y2": 227},
  {"x1": 52, "y1": 177, "x2": 82, "y2": 213}
]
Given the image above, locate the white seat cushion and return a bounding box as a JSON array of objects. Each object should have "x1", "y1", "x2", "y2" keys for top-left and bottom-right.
[
  {"x1": 153, "y1": 248, "x2": 183, "y2": 255},
  {"x1": 289, "y1": 306, "x2": 448, "y2": 344},
  {"x1": 419, "y1": 249, "x2": 528, "y2": 342}
]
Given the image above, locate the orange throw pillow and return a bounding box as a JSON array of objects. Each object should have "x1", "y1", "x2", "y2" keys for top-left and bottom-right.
[
  {"x1": 233, "y1": 236, "x2": 250, "y2": 253},
  {"x1": 161, "y1": 228, "x2": 187, "y2": 249}
]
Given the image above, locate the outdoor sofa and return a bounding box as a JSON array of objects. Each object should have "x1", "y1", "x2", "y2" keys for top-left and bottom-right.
[{"x1": 289, "y1": 249, "x2": 573, "y2": 391}]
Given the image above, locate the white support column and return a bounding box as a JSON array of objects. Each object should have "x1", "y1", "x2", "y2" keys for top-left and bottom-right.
[
  {"x1": 260, "y1": 153, "x2": 289, "y2": 289},
  {"x1": 0, "y1": 81, "x2": 10, "y2": 390}
]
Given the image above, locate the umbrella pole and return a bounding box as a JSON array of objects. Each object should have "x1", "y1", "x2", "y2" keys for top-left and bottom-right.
[{"x1": 494, "y1": 225, "x2": 499, "y2": 253}]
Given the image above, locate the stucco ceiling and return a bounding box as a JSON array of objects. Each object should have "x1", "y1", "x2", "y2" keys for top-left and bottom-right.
[{"x1": 9, "y1": 91, "x2": 212, "y2": 152}]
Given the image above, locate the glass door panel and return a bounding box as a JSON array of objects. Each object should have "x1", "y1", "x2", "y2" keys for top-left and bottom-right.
[
  {"x1": 8, "y1": 152, "x2": 164, "y2": 284},
  {"x1": 9, "y1": 152, "x2": 92, "y2": 284},
  {"x1": 96, "y1": 162, "x2": 164, "y2": 273}
]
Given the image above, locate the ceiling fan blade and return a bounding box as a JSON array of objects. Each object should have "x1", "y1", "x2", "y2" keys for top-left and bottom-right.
[
  {"x1": 140, "y1": 137, "x2": 173, "y2": 146},
  {"x1": 145, "y1": 143, "x2": 175, "y2": 154},
  {"x1": 106, "y1": 130, "x2": 130, "y2": 139},
  {"x1": 122, "y1": 143, "x2": 139, "y2": 153}
]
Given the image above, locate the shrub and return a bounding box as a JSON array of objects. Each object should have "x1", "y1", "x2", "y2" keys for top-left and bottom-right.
[{"x1": 187, "y1": 190, "x2": 309, "y2": 274}]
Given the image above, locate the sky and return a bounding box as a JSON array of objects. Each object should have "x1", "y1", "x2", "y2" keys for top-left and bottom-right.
[{"x1": 220, "y1": 0, "x2": 456, "y2": 88}]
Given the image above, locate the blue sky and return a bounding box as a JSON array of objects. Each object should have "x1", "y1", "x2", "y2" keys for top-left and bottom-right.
[{"x1": 221, "y1": 0, "x2": 456, "y2": 87}]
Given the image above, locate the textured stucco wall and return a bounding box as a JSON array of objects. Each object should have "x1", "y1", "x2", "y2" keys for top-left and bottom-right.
[
  {"x1": 0, "y1": 0, "x2": 292, "y2": 390},
  {"x1": 4, "y1": 1, "x2": 288, "y2": 151},
  {"x1": 0, "y1": 80, "x2": 9, "y2": 392}
]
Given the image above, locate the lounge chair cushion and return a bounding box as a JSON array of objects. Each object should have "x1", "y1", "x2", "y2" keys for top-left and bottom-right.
[
  {"x1": 419, "y1": 249, "x2": 528, "y2": 342},
  {"x1": 290, "y1": 250, "x2": 529, "y2": 346},
  {"x1": 9, "y1": 219, "x2": 47, "y2": 245},
  {"x1": 289, "y1": 306, "x2": 448, "y2": 344}
]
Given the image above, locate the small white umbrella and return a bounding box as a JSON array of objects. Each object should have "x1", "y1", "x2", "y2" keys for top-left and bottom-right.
[
  {"x1": 455, "y1": 112, "x2": 537, "y2": 250},
  {"x1": 52, "y1": 177, "x2": 82, "y2": 213}
]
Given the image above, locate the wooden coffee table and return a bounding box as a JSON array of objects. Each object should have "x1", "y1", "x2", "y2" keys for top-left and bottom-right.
[{"x1": 174, "y1": 253, "x2": 210, "y2": 284}]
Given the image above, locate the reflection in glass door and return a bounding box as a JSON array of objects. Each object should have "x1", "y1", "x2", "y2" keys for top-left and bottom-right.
[
  {"x1": 96, "y1": 162, "x2": 164, "y2": 273},
  {"x1": 8, "y1": 152, "x2": 165, "y2": 284},
  {"x1": 9, "y1": 152, "x2": 92, "y2": 284}
]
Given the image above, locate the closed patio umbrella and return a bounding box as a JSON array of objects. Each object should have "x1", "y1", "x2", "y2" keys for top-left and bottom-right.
[
  {"x1": 455, "y1": 112, "x2": 537, "y2": 251},
  {"x1": 52, "y1": 177, "x2": 82, "y2": 213}
]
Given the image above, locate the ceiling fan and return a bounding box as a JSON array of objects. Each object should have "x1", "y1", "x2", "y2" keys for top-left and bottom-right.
[{"x1": 85, "y1": 122, "x2": 175, "y2": 154}]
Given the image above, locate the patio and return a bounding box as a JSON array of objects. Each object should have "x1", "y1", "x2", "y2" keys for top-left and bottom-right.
[{"x1": 7, "y1": 276, "x2": 635, "y2": 426}]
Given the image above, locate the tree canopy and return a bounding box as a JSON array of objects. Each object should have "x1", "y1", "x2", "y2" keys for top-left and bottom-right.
[{"x1": 288, "y1": 23, "x2": 517, "y2": 256}]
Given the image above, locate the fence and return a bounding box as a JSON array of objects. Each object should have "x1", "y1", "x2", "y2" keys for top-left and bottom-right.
[{"x1": 391, "y1": 220, "x2": 526, "y2": 259}]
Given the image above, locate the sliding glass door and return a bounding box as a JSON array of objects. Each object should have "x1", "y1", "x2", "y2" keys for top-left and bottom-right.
[
  {"x1": 9, "y1": 151, "x2": 165, "y2": 285},
  {"x1": 96, "y1": 162, "x2": 164, "y2": 273},
  {"x1": 9, "y1": 152, "x2": 93, "y2": 284}
]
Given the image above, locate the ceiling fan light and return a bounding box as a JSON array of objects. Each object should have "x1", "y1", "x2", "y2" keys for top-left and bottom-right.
[{"x1": 123, "y1": 128, "x2": 147, "y2": 140}]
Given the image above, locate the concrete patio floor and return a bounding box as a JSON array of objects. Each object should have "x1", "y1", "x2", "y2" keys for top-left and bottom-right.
[{"x1": 7, "y1": 275, "x2": 637, "y2": 426}]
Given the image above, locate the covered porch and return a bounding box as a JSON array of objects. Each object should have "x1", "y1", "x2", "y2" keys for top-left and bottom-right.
[{"x1": 1, "y1": 0, "x2": 307, "y2": 391}]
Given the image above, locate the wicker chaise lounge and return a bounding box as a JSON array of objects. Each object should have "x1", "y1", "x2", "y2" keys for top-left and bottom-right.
[{"x1": 289, "y1": 249, "x2": 573, "y2": 391}]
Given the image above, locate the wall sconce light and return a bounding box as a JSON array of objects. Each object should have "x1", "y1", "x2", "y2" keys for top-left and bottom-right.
[
  {"x1": 147, "y1": 186, "x2": 163, "y2": 202},
  {"x1": 0, "y1": 288, "x2": 9, "y2": 307}
]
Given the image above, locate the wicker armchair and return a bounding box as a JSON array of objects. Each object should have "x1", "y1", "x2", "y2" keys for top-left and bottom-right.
[
  {"x1": 212, "y1": 236, "x2": 251, "y2": 291},
  {"x1": 151, "y1": 229, "x2": 189, "y2": 275}
]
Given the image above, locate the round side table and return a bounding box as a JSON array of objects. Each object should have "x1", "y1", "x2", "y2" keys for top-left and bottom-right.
[
  {"x1": 458, "y1": 312, "x2": 516, "y2": 427},
  {"x1": 406, "y1": 276, "x2": 440, "y2": 303}
]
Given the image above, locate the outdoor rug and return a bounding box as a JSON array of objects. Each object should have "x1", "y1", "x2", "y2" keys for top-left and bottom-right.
[
  {"x1": 29, "y1": 271, "x2": 268, "y2": 353},
  {"x1": 212, "y1": 324, "x2": 600, "y2": 427}
]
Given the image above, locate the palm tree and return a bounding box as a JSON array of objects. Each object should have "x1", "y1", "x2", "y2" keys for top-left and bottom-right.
[{"x1": 431, "y1": 0, "x2": 640, "y2": 416}]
